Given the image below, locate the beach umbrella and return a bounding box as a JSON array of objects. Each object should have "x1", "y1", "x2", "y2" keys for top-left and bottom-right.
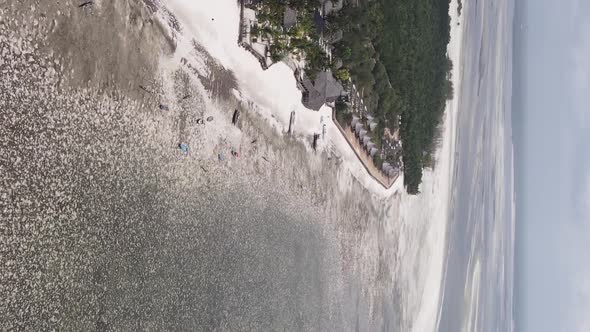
[
  {"x1": 179, "y1": 143, "x2": 189, "y2": 154},
  {"x1": 354, "y1": 123, "x2": 363, "y2": 133}
]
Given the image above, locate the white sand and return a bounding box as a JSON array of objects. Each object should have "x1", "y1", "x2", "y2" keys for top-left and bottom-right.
[
  {"x1": 163, "y1": 1, "x2": 465, "y2": 331},
  {"x1": 163, "y1": 0, "x2": 404, "y2": 197}
]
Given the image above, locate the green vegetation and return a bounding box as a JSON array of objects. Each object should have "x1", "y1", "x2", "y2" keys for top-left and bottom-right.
[
  {"x1": 335, "y1": 97, "x2": 348, "y2": 113},
  {"x1": 251, "y1": 0, "x2": 453, "y2": 194},
  {"x1": 335, "y1": 97, "x2": 352, "y2": 125},
  {"x1": 249, "y1": 0, "x2": 330, "y2": 79},
  {"x1": 373, "y1": 154, "x2": 383, "y2": 170},
  {"x1": 334, "y1": 68, "x2": 351, "y2": 81},
  {"x1": 331, "y1": 0, "x2": 452, "y2": 194}
]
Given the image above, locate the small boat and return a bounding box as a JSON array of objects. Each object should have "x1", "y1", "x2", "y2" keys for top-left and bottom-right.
[{"x1": 232, "y1": 109, "x2": 240, "y2": 126}]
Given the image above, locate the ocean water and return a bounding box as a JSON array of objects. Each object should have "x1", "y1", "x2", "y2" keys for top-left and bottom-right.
[
  {"x1": 159, "y1": 0, "x2": 517, "y2": 331},
  {"x1": 435, "y1": 0, "x2": 515, "y2": 331},
  {"x1": 0, "y1": 50, "x2": 358, "y2": 329},
  {"x1": 0, "y1": 0, "x2": 514, "y2": 330}
]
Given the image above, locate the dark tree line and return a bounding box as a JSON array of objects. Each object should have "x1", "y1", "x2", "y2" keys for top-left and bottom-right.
[
  {"x1": 332, "y1": 0, "x2": 452, "y2": 194},
  {"x1": 255, "y1": 0, "x2": 453, "y2": 194}
]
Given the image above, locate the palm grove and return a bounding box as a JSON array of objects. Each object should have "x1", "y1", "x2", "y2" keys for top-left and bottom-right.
[{"x1": 254, "y1": 0, "x2": 453, "y2": 194}]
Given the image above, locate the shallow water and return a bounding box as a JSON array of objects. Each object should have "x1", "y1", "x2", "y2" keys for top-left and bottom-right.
[
  {"x1": 0, "y1": 0, "x2": 517, "y2": 331},
  {"x1": 0, "y1": 5, "x2": 386, "y2": 329},
  {"x1": 0, "y1": 56, "x2": 349, "y2": 330}
]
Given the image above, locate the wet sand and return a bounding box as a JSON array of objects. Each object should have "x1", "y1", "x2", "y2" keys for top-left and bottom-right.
[{"x1": 0, "y1": 1, "x2": 402, "y2": 330}]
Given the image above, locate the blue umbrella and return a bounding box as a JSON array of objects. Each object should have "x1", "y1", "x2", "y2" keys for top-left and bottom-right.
[{"x1": 179, "y1": 143, "x2": 189, "y2": 154}]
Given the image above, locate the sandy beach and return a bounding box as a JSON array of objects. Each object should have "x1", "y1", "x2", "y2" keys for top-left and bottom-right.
[{"x1": 0, "y1": 0, "x2": 465, "y2": 330}]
